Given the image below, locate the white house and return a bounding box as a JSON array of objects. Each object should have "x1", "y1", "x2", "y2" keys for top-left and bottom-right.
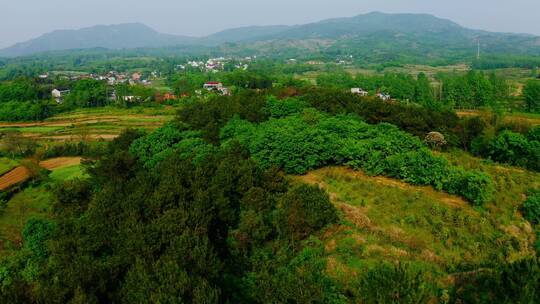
[
  {"x1": 203, "y1": 82, "x2": 230, "y2": 95},
  {"x1": 204, "y1": 82, "x2": 223, "y2": 91},
  {"x1": 51, "y1": 89, "x2": 70, "y2": 103},
  {"x1": 351, "y1": 88, "x2": 368, "y2": 96},
  {"x1": 122, "y1": 96, "x2": 141, "y2": 103}
]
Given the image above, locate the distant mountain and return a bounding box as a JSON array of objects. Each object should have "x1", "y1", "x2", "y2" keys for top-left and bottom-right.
[
  {"x1": 268, "y1": 12, "x2": 467, "y2": 39},
  {"x1": 204, "y1": 25, "x2": 290, "y2": 45},
  {"x1": 1, "y1": 12, "x2": 539, "y2": 58},
  {"x1": 0, "y1": 23, "x2": 196, "y2": 57}
]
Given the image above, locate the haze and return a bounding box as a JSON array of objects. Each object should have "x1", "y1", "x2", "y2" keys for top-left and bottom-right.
[{"x1": 1, "y1": 0, "x2": 540, "y2": 48}]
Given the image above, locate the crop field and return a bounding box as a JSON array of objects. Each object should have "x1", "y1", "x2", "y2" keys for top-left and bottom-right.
[
  {"x1": 0, "y1": 157, "x2": 82, "y2": 191},
  {"x1": 0, "y1": 106, "x2": 177, "y2": 142},
  {"x1": 457, "y1": 110, "x2": 540, "y2": 126}
]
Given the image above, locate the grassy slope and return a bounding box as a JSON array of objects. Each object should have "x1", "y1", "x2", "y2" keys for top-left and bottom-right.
[
  {"x1": 49, "y1": 164, "x2": 86, "y2": 181},
  {"x1": 0, "y1": 158, "x2": 19, "y2": 176},
  {"x1": 0, "y1": 164, "x2": 88, "y2": 257},
  {"x1": 294, "y1": 150, "x2": 539, "y2": 289},
  {"x1": 0, "y1": 187, "x2": 52, "y2": 257}
]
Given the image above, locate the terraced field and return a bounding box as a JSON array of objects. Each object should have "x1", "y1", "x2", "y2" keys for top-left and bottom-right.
[
  {"x1": 0, "y1": 157, "x2": 82, "y2": 191},
  {"x1": 0, "y1": 106, "x2": 176, "y2": 142}
]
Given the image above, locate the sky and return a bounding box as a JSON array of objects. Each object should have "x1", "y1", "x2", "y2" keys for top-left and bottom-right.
[{"x1": 1, "y1": 0, "x2": 540, "y2": 48}]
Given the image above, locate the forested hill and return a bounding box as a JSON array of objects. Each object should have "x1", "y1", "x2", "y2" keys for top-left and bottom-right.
[
  {"x1": 0, "y1": 23, "x2": 197, "y2": 58},
  {"x1": 1, "y1": 12, "x2": 540, "y2": 60}
]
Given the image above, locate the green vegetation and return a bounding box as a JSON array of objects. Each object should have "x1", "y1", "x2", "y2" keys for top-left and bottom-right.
[
  {"x1": 0, "y1": 157, "x2": 19, "y2": 175},
  {"x1": 524, "y1": 79, "x2": 540, "y2": 113},
  {"x1": 48, "y1": 165, "x2": 86, "y2": 181},
  {"x1": 221, "y1": 111, "x2": 493, "y2": 205},
  {"x1": 1, "y1": 38, "x2": 540, "y2": 302}
]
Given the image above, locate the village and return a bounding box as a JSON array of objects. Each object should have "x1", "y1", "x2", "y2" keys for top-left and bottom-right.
[{"x1": 46, "y1": 55, "x2": 392, "y2": 105}]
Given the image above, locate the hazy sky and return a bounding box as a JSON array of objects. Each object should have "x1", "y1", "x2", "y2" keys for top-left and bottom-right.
[{"x1": 1, "y1": 0, "x2": 540, "y2": 48}]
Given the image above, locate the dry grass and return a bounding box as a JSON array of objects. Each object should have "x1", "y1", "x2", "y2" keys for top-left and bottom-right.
[{"x1": 292, "y1": 162, "x2": 538, "y2": 285}]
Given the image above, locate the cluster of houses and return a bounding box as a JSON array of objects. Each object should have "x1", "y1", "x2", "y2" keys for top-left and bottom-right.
[
  {"x1": 49, "y1": 70, "x2": 157, "y2": 103},
  {"x1": 98, "y1": 71, "x2": 153, "y2": 86},
  {"x1": 177, "y1": 56, "x2": 252, "y2": 73},
  {"x1": 351, "y1": 88, "x2": 391, "y2": 101},
  {"x1": 44, "y1": 70, "x2": 154, "y2": 86},
  {"x1": 201, "y1": 82, "x2": 231, "y2": 96}
]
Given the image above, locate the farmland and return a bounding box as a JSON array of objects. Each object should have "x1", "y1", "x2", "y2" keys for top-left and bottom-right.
[{"x1": 0, "y1": 106, "x2": 176, "y2": 142}]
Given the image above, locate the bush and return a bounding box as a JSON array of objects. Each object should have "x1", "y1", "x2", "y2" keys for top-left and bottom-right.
[
  {"x1": 266, "y1": 96, "x2": 307, "y2": 118},
  {"x1": 276, "y1": 185, "x2": 338, "y2": 241},
  {"x1": 222, "y1": 111, "x2": 495, "y2": 205},
  {"x1": 522, "y1": 190, "x2": 540, "y2": 225},
  {"x1": 354, "y1": 262, "x2": 435, "y2": 304},
  {"x1": 444, "y1": 168, "x2": 494, "y2": 206},
  {"x1": 475, "y1": 130, "x2": 540, "y2": 172},
  {"x1": 385, "y1": 150, "x2": 449, "y2": 190},
  {"x1": 452, "y1": 259, "x2": 540, "y2": 303}
]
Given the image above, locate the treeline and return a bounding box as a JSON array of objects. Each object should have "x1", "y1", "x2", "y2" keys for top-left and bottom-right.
[
  {"x1": 437, "y1": 71, "x2": 510, "y2": 109},
  {"x1": 472, "y1": 55, "x2": 540, "y2": 69},
  {"x1": 295, "y1": 88, "x2": 540, "y2": 172},
  {"x1": 0, "y1": 76, "x2": 163, "y2": 121},
  {"x1": 316, "y1": 70, "x2": 511, "y2": 110}
]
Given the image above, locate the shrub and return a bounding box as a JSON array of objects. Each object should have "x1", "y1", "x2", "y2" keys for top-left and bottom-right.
[
  {"x1": 474, "y1": 130, "x2": 540, "y2": 172},
  {"x1": 452, "y1": 259, "x2": 540, "y2": 303},
  {"x1": 354, "y1": 262, "x2": 435, "y2": 304},
  {"x1": 222, "y1": 111, "x2": 495, "y2": 205},
  {"x1": 528, "y1": 126, "x2": 540, "y2": 142},
  {"x1": 444, "y1": 168, "x2": 494, "y2": 206},
  {"x1": 266, "y1": 96, "x2": 307, "y2": 118},
  {"x1": 276, "y1": 185, "x2": 338, "y2": 241},
  {"x1": 487, "y1": 131, "x2": 530, "y2": 167},
  {"x1": 385, "y1": 149, "x2": 449, "y2": 190},
  {"x1": 522, "y1": 190, "x2": 540, "y2": 225}
]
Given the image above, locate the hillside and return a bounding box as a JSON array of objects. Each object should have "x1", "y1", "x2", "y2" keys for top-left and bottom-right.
[
  {"x1": 0, "y1": 23, "x2": 196, "y2": 57},
  {"x1": 1, "y1": 12, "x2": 539, "y2": 60}
]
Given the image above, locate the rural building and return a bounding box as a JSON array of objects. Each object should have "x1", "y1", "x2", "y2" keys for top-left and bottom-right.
[
  {"x1": 377, "y1": 93, "x2": 391, "y2": 101},
  {"x1": 351, "y1": 88, "x2": 368, "y2": 96},
  {"x1": 122, "y1": 96, "x2": 141, "y2": 102},
  {"x1": 51, "y1": 89, "x2": 70, "y2": 103},
  {"x1": 203, "y1": 82, "x2": 231, "y2": 96},
  {"x1": 204, "y1": 82, "x2": 224, "y2": 91}
]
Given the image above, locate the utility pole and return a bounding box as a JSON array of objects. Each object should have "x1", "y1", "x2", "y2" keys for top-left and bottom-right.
[{"x1": 477, "y1": 39, "x2": 481, "y2": 60}]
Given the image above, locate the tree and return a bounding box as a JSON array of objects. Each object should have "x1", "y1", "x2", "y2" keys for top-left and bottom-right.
[
  {"x1": 414, "y1": 72, "x2": 435, "y2": 108},
  {"x1": 522, "y1": 190, "x2": 540, "y2": 225},
  {"x1": 276, "y1": 185, "x2": 338, "y2": 241},
  {"x1": 66, "y1": 79, "x2": 109, "y2": 108},
  {"x1": 523, "y1": 80, "x2": 540, "y2": 113}
]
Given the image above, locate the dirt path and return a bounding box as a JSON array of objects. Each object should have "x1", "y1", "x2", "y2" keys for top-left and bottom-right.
[{"x1": 0, "y1": 157, "x2": 82, "y2": 191}]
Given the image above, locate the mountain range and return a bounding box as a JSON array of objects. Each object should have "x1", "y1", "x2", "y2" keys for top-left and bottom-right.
[{"x1": 1, "y1": 12, "x2": 539, "y2": 58}]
